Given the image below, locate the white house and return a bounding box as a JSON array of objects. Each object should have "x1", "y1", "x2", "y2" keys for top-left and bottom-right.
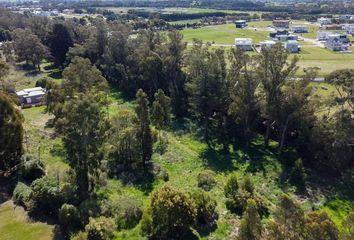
[
  {"x1": 286, "y1": 40, "x2": 300, "y2": 53},
  {"x1": 317, "y1": 17, "x2": 332, "y2": 26},
  {"x1": 340, "y1": 15, "x2": 354, "y2": 22},
  {"x1": 235, "y1": 38, "x2": 253, "y2": 51},
  {"x1": 344, "y1": 24, "x2": 354, "y2": 35},
  {"x1": 325, "y1": 34, "x2": 350, "y2": 51},
  {"x1": 291, "y1": 26, "x2": 308, "y2": 33},
  {"x1": 16, "y1": 87, "x2": 46, "y2": 107},
  {"x1": 260, "y1": 40, "x2": 276, "y2": 50},
  {"x1": 317, "y1": 32, "x2": 330, "y2": 41},
  {"x1": 235, "y1": 20, "x2": 247, "y2": 28}
]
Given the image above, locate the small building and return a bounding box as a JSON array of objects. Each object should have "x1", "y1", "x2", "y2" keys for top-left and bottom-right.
[
  {"x1": 318, "y1": 17, "x2": 332, "y2": 26},
  {"x1": 260, "y1": 40, "x2": 276, "y2": 50},
  {"x1": 344, "y1": 24, "x2": 354, "y2": 35},
  {"x1": 16, "y1": 87, "x2": 46, "y2": 107},
  {"x1": 325, "y1": 34, "x2": 350, "y2": 51},
  {"x1": 340, "y1": 15, "x2": 354, "y2": 22},
  {"x1": 235, "y1": 38, "x2": 253, "y2": 51},
  {"x1": 317, "y1": 32, "x2": 330, "y2": 41},
  {"x1": 286, "y1": 40, "x2": 300, "y2": 53},
  {"x1": 235, "y1": 20, "x2": 247, "y2": 29},
  {"x1": 323, "y1": 24, "x2": 343, "y2": 31},
  {"x1": 273, "y1": 20, "x2": 290, "y2": 29},
  {"x1": 291, "y1": 26, "x2": 308, "y2": 33}
]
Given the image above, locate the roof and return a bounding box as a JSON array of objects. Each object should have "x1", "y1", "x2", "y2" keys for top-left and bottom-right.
[
  {"x1": 261, "y1": 40, "x2": 276, "y2": 44},
  {"x1": 16, "y1": 87, "x2": 46, "y2": 98},
  {"x1": 235, "y1": 20, "x2": 246, "y2": 23},
  {"x1": 27, "y1": 90, "x2": 46, "y2": 97},
  {"x1": 235, "y1": 38, "x2": 252, "y2": 44},
  {"x1": 287, "y1": 40, "x2": 299, "y2": 44}
]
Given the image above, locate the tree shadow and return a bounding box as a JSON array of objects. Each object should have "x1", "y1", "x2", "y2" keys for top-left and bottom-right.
[
  {"x1": 194, "y1": 223, "x2": 218, "y2": 238},
  {"x1": 200, "y1": 147, "x2": 238, "y2": 173},
  {"x1": 50, "y1": 143, "x2": 66, "y2": 159},
  {"x1": 48, "y1": 70, "x2": 62, "y2": 80}
]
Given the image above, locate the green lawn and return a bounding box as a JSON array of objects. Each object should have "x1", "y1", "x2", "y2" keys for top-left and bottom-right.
[
  {"x1": 0, "y1": 201, "x2": 54, "y2": 240},
  {"x1": 182, "y1": 23, "x2": 269, "y2": 44}
]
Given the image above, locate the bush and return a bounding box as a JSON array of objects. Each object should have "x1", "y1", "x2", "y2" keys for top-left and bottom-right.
[
  {"x1": 144, "y1": 184, "x2": 196, "y2": 239},
  {"x1": 224, "y1": 174, "x2": 239, "y2": 198},
  {"x1": 197, "y1": 170, "x2": 217, "y2": 191},
  {"x1": 35, "y1": 77, "x2": 49, "y2": 88},
  {"x1": 101, "y1": 197, "x2": 143, "y2": 229},
  {"x1": 29, "y1": 176, "x2": 63, "y2": 216},
  {"x1": 70, "y1": 231, "x2": 87, "y2": 240},
  {"x1": 20, "y1": 155, "x2": 45, "y2": 182},
  {"x1": 59, "y1": 204, "x2": 81, "y2": 233},
  {"x1": 85, "y1": 217, "x2": 116, "y2": 240},
  {"x1": 12, "y1": 182, "x2": 32, "y2": 209},
  {"x1": 60, "y1": 182, "x2": 79, "y2": 205},
  {"x1": 79, "y1": 198, "x2": 101, "y2": 222},
  {"x1": 192, "y1": 191, "x2": 218, "y2": 226},
  {"x1": 140, "y1": 208, "x2": 153, "y2": 237},
  {"x1": 289, "y1": 159, "x2": 307, "y2": 191}
]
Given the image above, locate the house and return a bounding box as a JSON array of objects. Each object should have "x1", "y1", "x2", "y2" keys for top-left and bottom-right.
[
  {"x1": 286, "y1": 40, "x2": 300, "y2": 53},
  {"x1": 318, "y1": 17, "x2": 332, "y2": 26},
  {"x1": 291, "y1": 26, "x2": 308, "y2": 33},
  {"x1": 260, "y1": 40, "x2": 276, "y2": 50},
  {"x1": 235, "y1": 38, "x2": 253, "y2": 51},
  {"x1": 235, "y1": 20, "x2": 247, "y2": 29},
  {"x1": 317, "y1": 32, "x2": 330, "y2": 41},
  {"x1": 323, "y1": 24, "x2": 343, "y2": 31},
  {"x1": 16, "y1": 87, "x2": 46, "y2": 107},
  {"x1": 325, "y1": 34, "x2": 350, "y2": 51},
  {"x1": 344, "y1": 24, "x2": 354, "y2": 35},
  {"x1": 340, "y1": 15, "x2": 354, "y2": 22},
  {"x1": 273, "y1": 20, "x2": 290, "y2": 29}
]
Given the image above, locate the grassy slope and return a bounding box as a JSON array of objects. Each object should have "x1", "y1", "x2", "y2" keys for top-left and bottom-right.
[{"x1": 0, "y1": 201, "x2": 54, "y2": 240}]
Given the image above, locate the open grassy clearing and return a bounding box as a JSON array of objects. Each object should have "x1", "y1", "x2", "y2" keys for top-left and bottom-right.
[
  {"x1": 0, "y1": 201, "x2": 55, "y2": 240},
  {"x1": 182, "y1": 23, "x2": 269, "y2": 44}
]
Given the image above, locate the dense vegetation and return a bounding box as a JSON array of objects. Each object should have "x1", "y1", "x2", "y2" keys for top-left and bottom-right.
[{"x1": 0, "y1": 6, "x2": 353, "y2": 240}]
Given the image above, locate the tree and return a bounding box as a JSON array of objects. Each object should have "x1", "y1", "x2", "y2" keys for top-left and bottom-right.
[
  {"x1": 55, "y1": 93, "x2": 108, "y2": 200},
  {"x1": 0, "y1": 91, "x2": 24, "y2": 175},
  {"x1": 12, "y1": 28, "x2": 48, "y2": 71},
  {"x1": 49, "y1": 23, "x2": 73, "y2": 67},
  {"x1": 228, "y1": 48, "x2": 260, "y2": 146},
  {"x1": 62, "y1": 57, "x2": 108, "y2": 98},
  {"x1": 0, "y1": 59, "x2": 10, "y2": 91},
  {"x1": 305, "y1": 211, "x2": 338, "y2": 240},
  {"x1": 108, "y1": 110, "x2": 140, "y2": 174},
  {"x1": 256, "y1": 44, "x2": 299, "y2": 146},
  {"x1": 151, "y1": 89, "x2": 171, "y2": 130},
  {"x1": 267, "y1": 194, "x2": 305, "y2": 240},
  {"x1": 238, "y1": 199, "x2": 262, "y2": 240},
  {"x1": 164, "y1": 30, "x2": 187, "y2": 117},
  {"x1": 185, "y1": 41, "x2": 228, "y2": 146},
  {"x1": 277, "y1": 79, "x2": 312, "y2": 150},
  {"x1": 192, "y1": 191, "x2": 218, "y2": 227},
  {"x1": 142, "y1": 184, "x2": 196, "y2": 239},
  {"x1": 85, "y1": 217, "x2": 116, "y2": 240},
  {"x1": 135, "y1": 89, "x2": 153, "y2": 167}
]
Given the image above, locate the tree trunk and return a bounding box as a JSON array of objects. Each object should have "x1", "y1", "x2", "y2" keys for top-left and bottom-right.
[
  {"x1": 264, "y1": 120, "x2": 271, "y2": 146},
  {"x1": 279, "y1": 116, "x2": 290, "y2": 150}
]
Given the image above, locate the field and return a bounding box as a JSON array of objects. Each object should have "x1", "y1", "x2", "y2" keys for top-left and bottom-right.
[
  {"x1": 0, "y1": 201, "x2": 55, "y2": 240},
  {"x1": 181, "y1": 23, "x2": 269, "y2": 44}
]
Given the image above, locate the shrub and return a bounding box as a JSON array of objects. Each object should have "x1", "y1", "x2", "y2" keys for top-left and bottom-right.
[
  {"x1": 305, "y1": 211, "x2": 339, "y2": 240},
  {"x1": 140, "y1": 208, "x2": 153, "y2": 237},
  {"x1": 12, "y1": 182, "x2": 32, "y2": 209},
  {"x1": 224, "y1": 174, "x2": 239, "y2": 198},
  {"x1": 59, "y1": 204, "x2": 81, "y2": 233},
  {"x1": 35, "y1": 77, "x2": 49, "y2": 88},
  {"x1": 70, "y1": 231, "x2": 87, "y2": 240},
  {"x1": 79, "y1": 198, "x2": 101, "y2": 222},
  {"x1": 197, "y1": 170, "x2": 217, "y2": 191},
  {"x1": 289, "y1": 158, "x2": 307, "y2": 191},
  {"x1": 101, "y1": 197, "x2": 143, "y2": 229},
  {"x1": 144, "y1": 184, "x2": 196, "y2": 239},
  {"x1": 60, "y1": 182, "x2": 79, "y2": 205},
  {"x1": 192, "y1": 191, "x2": 218, "y2": 226},
  {"x1": 85, "y1": 217, "x2": 116, "y2": 240},
  {"x1": 20, "y1": 155, "x2": 45, "y2": 182},
  {"x1": 29, "y1": 176, "x2": 63, "y2": 216}
]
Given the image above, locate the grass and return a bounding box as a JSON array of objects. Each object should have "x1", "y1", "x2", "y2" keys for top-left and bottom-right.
[
  {"x1": 182, "y1": 23, "x2": 269, "y2": 44},
  {"x1": 0, "y1": 201, "x2": 54, "y2": 240}
]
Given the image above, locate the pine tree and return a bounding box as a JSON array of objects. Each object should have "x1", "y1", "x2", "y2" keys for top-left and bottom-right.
[
  {"x1": 238, "y1": 199, "x2": 262, "y2": 240},
  {"x1": 49, "y1": 23, "x2": 73, "y2": 67},
  {"x1": 151, "y1": 89, "x2": 171, "y2": 130},
  {"x1": 135, "y1": 89, "x2": 153, "y2": 167}
]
